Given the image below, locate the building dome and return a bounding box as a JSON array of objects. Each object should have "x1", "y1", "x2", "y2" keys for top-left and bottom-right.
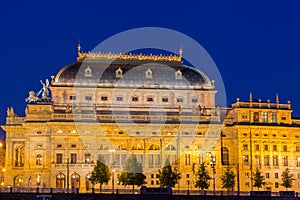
[{"x1": 52, "y1": 51, "x2": 213, "y2": 89}]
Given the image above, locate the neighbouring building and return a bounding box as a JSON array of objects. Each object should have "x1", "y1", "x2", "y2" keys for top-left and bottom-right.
[{"x1": 2, "y1": 45, "x2": 300, "y2": 192}]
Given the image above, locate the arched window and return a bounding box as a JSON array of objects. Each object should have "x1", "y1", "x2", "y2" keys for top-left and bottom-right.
[
  {"x1": 56, "y1": 173, "x2": 65, "y2": 188},
  {"x1": 221, "y1": 147, "x2": 229, "y2": 165},
  {"x1": 85, "y1": 173, "x2": 92, "y2": 191},
  {"x1": 148, "y1": 144, "x2": 160, "y2": 150},
  {"x1": 14, "y1": 145, "x2": 24, "y2": 167},
  {"x1": 13, "y1": 176, "x2": 23, "y2": 187},
  {"x1": 71, "y1": 173, "x2": 80, "y2": 189},
  {"x1": 36, "y1": 154, "x2": 42, "y2": 165},
  {"x1": 131, "y1": 144, "x2": 144, "y2": 150}
]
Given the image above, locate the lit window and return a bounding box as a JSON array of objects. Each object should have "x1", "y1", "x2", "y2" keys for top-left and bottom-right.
[
  {"x1": 222, "y1": 147, "x2": 229, "y2": 165},
  {"x1": 296, "y1": 157, "x2": 300, "y2": 167},
  {"x1": 56, "y1": 154, "x2": 63, "y2": 164},
  {"x1": 70, "y1": 153, "x2": 77, "y2": 164},
  {"x1": 36, "y1": 154, "x2": 42, "y2": 165},
  {"x1": 243, "y1": 155, "x2": 249, "y2": 165},
  {"x1": 245, "y1": 182, "x2": 250, "y2": 188},
  {"x1": 145, "y1": 68, "x2": 152, "y2": 79},
  {"x1": 283, "y1": 156, "x2": 288, "y2": 166},
  {"x1": 185, "y1": 154, "x2": 190, "y2": 165},
  {"x1": 255, "y1": 145, "x2": 260, "y2": 151},
  {"x1": 85, "y1": 96, "x2": 92, "y2": 101},
  {"x1": 264, "y1": 155, "x2": 269, "y2": 166},
  {"x1": 273, "y1": 155, "x2": 279, "y2": 166},
  {"x1": 242, "y1": 115, "x2": 247, "y2": 119},
  {"x1": 116, "y1": 67, "x2": 123, "y2": 78},
  {"x1": 275, "y1": 173, "x2": 278, "y2": 178},
  {"x1": 245, "y1": 172, "x2": 249, "y2": 178},
  {"x1": 85, "y1": 154, "x2": 91, "y2": 164},
  {"x1": 255, "y1": 155, "x2": 260, "y2": 166},
  {"x1": 253, "y1": 112, "x2": 259, "y2": 122},
  {"x1": 271, "y1": 112, "x2": 277, "y2": 123},
  {"x1": 84, "y1": 67, "x2": 92, "y2": 77},
  {"x1": 297, "y1": 146, "x2": 300, "y2": 152},
  {"x1": 175, "y1": 69, "x2": 182, "y2": 79},
  {"x1": 243, "y1": 144, "x2": 248, "y2": 150},
  {"x1": 262, "y1": 112, "x2": 268, "y2": 123}
]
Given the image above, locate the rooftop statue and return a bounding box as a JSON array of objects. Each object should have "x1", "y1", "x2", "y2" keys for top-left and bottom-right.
[{"x1": 25, "y1": 79, "x2": 51, "y2": 103}]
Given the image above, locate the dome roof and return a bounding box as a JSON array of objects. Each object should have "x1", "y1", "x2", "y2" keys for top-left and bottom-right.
[{"x1": 52, "y1": 53, "x2": 213, "y2": 89}]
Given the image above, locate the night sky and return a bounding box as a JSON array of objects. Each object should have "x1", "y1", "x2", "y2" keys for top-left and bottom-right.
[{"x1": 1, "y1": 1, "x2": 300, "y2": 139}]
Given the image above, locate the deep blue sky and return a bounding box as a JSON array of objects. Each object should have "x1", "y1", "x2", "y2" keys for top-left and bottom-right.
[{"x1": 1, "y1": 0, "x2": 300, "y2": 138}]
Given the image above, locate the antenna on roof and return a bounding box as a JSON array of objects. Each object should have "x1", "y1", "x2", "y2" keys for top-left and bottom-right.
[
  {"x1": 249, "y1": 92, "x2": 253, "y2": 102},
  {"x1": 77, "y1": 38, "x2": 81, "y2": 61}
]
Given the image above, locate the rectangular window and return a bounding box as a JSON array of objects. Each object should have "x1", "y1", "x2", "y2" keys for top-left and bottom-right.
[
  {"x1": 101, "y1": 96, "x2": 108, "y2": 101},
  {"x1": 198, "y1": 154, "x2": 203, "y2": 165},
  {"x1": 70, "y1": 95, "x2": 76, "y2": 100},
  {"x1": 56, "y1": 154, "x2": 63, "y2": 164},
  {"x1": 116, "y1": 96, "x2": 123, "y2": 101},
  {"x1": 186, "y1": 174, "x2": 190, "y2": 178},
  {"x1": 262, "y1": 112, "x2": 268, "y2": 123},
  {"x1": 243, "y1": 155, "x2": 249, "y2": 165},
  {"x1": 71, "y1": 144, "x2": 76, "y2": 148},
  {"x1": 271, "y1": 112, "x2": 277, "y2": 123},
  {"x1": 147, "y1": 97, "x2": 154, "y2": 102},
  {"x1": 255, "y1": 144, "x2": 260, "y2": 151},
  {"x1": 283, "y1": 145, "x2": 288, "y2": 151},
  {"x1": 132, "y1": 97, "x2": 138, "y2": 102},
  {"x1": 185, "y1": 154, "x2": 190, "y2": 165},
  {"x1": 162, "y1": 97, "x2": 168, "y2": 102},
  {"x1": 70, "y1": 153, "x2": 77, "y2": 164},
  {"x1": 297, "y1": 157, "x2": 300, "y2": 167},
  {"x1": 296, "y1": 146, "x2": 300, "y2": 152},
  {"x1": 85, "y1": 96, "x2": 92, "y2": 101},
  {"x1": 85, "y1": 153, "x2": 91, "y2": 164},
  {"x1": 148, "y1": 154, "x2": 154, "y2": 167},
  {"x1": 177, "y1": 98, "x2": 183, "y2": 103},
  {"x1": 254, "y1": 112, "x2": 259, "y2": 122},
  {"x1": 283, "y1": 156, "x2": 288, "y2": 166},
  {"x1": 151, "y1": 174, "x2": 154, "y2": 179},
  {"x1": 57, "y1": 144, "x2": 62, "y2": 148},
  {"x1": 282, "y1": 117, "x2": 286, "y2": 120},
  {"x1": 298, "y1": 173, "x2": 300, "y2": 179},
  {"x1": 255, "y1": 155, "x2": 260, "y2": 166},
  {"x1": 275, "y1": 173, "x2": 278, "y2": 178},
  {"x1": 264, "y1": 145, "x2": 268, "y2": 151},
  {"x1": 243, "y1": 144, "x2": 248, "y2": 150},
  {"x1": 266, "y1": 173, "x2": 270, "y2": 179},
  {"x1": 273, "y1": 145, "x2": 277, "y2": 151},
  {"x1": 245, "y1": 172, "x2": 249, "y2": 178},
  {"x1": 245, "y1": 182, "x2": 250, "y2": 188},
  {"x1": 275, "y1": 182, "x2": 279, "y2": 188},
  {"x1": 273, "y1": 155, "x2": 279, "y2": 166},
  {"x1": 242, "y1": 115, "x2": 247, "y2": 119},
  {"x1": 298, "y1": 182, "x2": 300, "y2": 188},
  {"x1": 192, "y1": 98, "x2": 198, "y2": 103},
  {"x1": 264, "y1": 155, "x2": 270, "y2": 166}
]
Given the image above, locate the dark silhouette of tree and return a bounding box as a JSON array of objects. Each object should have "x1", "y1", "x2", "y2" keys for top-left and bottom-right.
[
  {"x1": 253, "y1": 168, "x2": 265, "y2": 191},
  {"x1": 220, "y1": 166, "x2": 236, "y2": 191},
  {"x1": 158, "y1": 158, "x2": 181, "y2": 188},
  {"x1": 118, "y1": 154, "x2": 146, "y2": 192},
  {"x1": 195, "y1": 162, "x2": 211, "y2": 190},
  {"x1": 281, "y1": 168, "x2": 295, "y2": 190},
  {"x1": 89, "y1": 156, "x2": 111, "y2": 194}
]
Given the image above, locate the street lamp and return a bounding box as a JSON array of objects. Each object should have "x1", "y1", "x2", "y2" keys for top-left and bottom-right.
[
  {"x1": 208, "y1": 152, "x2": 216, "y2": 193},
  {"x1": 112, "y1": 169, "x2": 115, "y2": 194},
  {"x1": 109, "y1": 149, "x2": 116, "y2": 194}
]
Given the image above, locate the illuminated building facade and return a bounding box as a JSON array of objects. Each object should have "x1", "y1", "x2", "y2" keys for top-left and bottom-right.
[{"x1": 2, "y1": 46, "x2": 300, "y2": 192}]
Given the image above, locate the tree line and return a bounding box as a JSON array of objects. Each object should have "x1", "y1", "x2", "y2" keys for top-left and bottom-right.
[{"x1": 89, "y1": 155, "x2": 295, "y2": 193}]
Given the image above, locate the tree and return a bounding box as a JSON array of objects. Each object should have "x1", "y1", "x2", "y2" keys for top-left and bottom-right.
[
  {"x1": 195, "y1": 162, "x2": 211, "y2": 190},
  {"x1": 158, "y1": 158, "x2": 181, "y2": 188},
  {"x1": 89, "y1": 156, "x2": 111, "y2": 194},
  {"x1": 253, "y1": 168, "x2": 265, "y2": 191},
  {"x1": 281, "y1": 168, "x2": 295, "y2": 190},
  {"x1": 118, "y1": 154, "x2": 146, "y2": 192},
  {"x1": 220, "y1": 166, "x2": 236, "y2": 191}
]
